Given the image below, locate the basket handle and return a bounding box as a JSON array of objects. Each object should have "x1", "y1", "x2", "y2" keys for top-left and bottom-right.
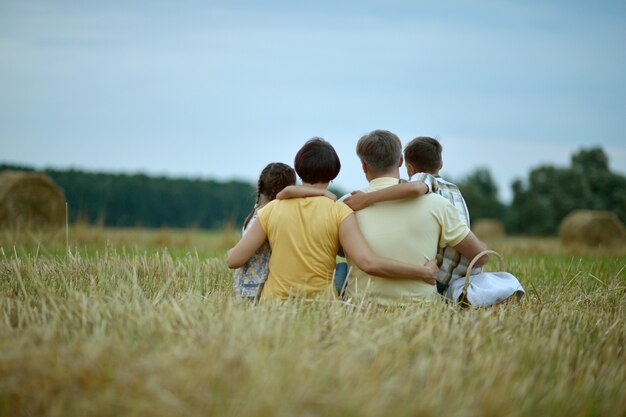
[{"x1": 462, "y1": 250, "x2": 505, "y2": 299}]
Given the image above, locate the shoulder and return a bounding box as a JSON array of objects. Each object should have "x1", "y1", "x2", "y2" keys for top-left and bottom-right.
[
  {"x1": 413, "y1": 172, "x2": 436, "y2": 182},
  {"x1": 322, "y1": 200, "x2": 353, "y2": 224},
  {"x1": 257, "y1": 199, "x2": 283, "y2": 223},
  {"x1": 258, "y1": 199, "x2": 277, "y2": 214},
  {"x1": 315, "y1": 197, "x2": 352, "y2": 213},
  {"x1": 436, "y1": 176, "x2": 461, "y2": 191},
  {"x1": 421, "y1": 192, "x2": 448, "y2": 204},
  {"x1": 335, "y1": 200, "x2": 353, "y2": 213},
  {"x1": 420, "y1": 193, "x2": 458, "y2": 213},
  {"x1": 411, "y1": 172, "x2": 439, "y2": 193}
]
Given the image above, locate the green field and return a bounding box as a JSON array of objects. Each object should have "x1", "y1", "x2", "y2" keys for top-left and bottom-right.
[{"x1": 1, "y1": 227, "x2": 625, "y2": 417}]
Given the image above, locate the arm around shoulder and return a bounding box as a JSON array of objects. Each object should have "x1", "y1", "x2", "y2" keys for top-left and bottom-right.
[
  {"x1": 276, "y1": 185, "x2": 337, "y2": 201},
  {"x1": 343, "y1": 181, "x2": 428, "y2": 211}
]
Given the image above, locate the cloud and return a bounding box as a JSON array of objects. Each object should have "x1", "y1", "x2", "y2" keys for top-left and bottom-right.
[{"x1": 1, "y1": 0, "x2": 625, "y2": 205}]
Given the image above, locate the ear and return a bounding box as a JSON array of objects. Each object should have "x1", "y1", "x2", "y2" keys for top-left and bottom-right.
[
  {"x1": 439, "y1": 161, "x2": 444, "y2": 171},
  {"x1": 398, "y1": 155, "x2": 404, "y2": 168},
  {"x1": 405, "y1": 161, "x2": 412, "y2": 173},
  {"x1": 361, "y1": 161, "x2": 368, "y2": 174}
]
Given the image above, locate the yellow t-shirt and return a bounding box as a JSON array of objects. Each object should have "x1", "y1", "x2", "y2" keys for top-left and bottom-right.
[
  {"x1": 345, "y1": 177, "x2": 469, "y2": 304},
  {"x1": 257, "y1": 197, "x2": 353, "y2": 300}
]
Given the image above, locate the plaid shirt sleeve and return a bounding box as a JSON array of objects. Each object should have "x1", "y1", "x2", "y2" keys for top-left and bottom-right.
[{"x1": 411, "y1": 172, "x2": 439, "y2": 193}]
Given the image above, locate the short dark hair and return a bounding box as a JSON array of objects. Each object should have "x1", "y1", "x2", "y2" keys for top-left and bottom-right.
[
  {"x1": 356, "y1": 130, "x2": 402, "y2": 173},
  {"x1": 404, "y1": 137, "x2": 442, "y2": 173},
  {"x1": 294, "y1": 138, "x2": 341, "y2": 184}
]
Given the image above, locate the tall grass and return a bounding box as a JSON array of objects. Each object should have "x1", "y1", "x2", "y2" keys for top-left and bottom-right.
[
  {"x1": 0, "y1": 229, "x2": 624, "y2": 417},
  {"x1": 0, "y1": 223, "x2": 240, "y2": 259}
]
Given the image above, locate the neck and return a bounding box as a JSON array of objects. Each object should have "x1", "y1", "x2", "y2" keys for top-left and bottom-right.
[
  {"x1": 302, "y1": 182, "x2": 329, "y2": 189},
  {"x1": 257, "y1": 194, "x2": 270, "y2": 208},
  {"x1": 409, "y1": 167, "x2": 439, "y2": 177},
  {"x1": 368, "y1": 169, "x2": 400, "y2": 182}
]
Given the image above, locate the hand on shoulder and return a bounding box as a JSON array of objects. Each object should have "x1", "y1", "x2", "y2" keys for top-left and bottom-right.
[{"x1": 343, "y1": 190, "x2": 368, "y2": 211}]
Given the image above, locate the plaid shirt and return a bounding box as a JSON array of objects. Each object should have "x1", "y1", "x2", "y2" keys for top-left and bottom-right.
[{"x1": 413, "y1": 173, "x2": 481, "y2": 286}]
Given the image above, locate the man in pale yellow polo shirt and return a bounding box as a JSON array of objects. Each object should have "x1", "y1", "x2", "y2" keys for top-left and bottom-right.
[{"x1": 342, "y1": 130, "x2": 488, "y2": 305}]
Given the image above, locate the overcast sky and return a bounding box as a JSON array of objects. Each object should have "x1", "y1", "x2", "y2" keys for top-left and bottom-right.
[{"x1": 1, "y1": 0, "x2": 625, "y2": 201}]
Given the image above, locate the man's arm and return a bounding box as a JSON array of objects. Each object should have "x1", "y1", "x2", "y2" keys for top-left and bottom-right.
[
  {"x1": 276, "y1": 185, "x2": 337, "y2": 201},
  {"x1": 343, "y1": 182, "x2": 429, "y2": 211},
  {"x1": 452, "y1": 231, "x2": 489, "y2": 267},
  {"x1": 338, "y1": 214, "x2": 438, "y2": 284}
]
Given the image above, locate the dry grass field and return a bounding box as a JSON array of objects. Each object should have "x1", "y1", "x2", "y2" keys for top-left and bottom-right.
[{"x1": 0, "y1": 226, "x2": 625, "y2": 417}]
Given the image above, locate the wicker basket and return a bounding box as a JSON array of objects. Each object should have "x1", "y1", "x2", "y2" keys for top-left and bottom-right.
[{"x1": 459, "y1": 249, "x2": 506, "y2": 308}]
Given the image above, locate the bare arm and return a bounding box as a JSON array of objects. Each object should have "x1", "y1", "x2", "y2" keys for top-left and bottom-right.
[
  {"x1": 276, "y1": 185, "x2": 337, "y2": 201},
  {"x1": 226, "y1": 220, "x2": 268, "y2": 268},
  {"x1": 453, "y1": 231, "x2": 489, "y2": 267},
  {"x1": 343, "y1": 182, "x2": 429, "y2": 211},
  {"x1": 338, "y1": 214, "x2": 437, "y2": 284}
]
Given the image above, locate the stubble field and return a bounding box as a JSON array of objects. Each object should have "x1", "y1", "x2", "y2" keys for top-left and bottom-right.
[{"x1": 0, "y1": 226, "x2": 625, "y2": 417}]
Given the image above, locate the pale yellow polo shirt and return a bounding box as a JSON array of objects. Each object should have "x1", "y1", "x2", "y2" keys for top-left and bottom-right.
[
  {"x1": 257, "y1": 197, "x2": 353, "y2": 301},
  {"x1": 344, "y1": 177, "x2": 469, "y2": 305}
]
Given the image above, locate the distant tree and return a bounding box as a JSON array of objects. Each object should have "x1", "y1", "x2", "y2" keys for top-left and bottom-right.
[
  {"x1": 507, "y1": 147, "x2": 626, "y2": 235},
  {"x1": 456, "y1": 168, "x2": 507, "y2": 224},
  {"x1": 0, "y1": 164, "x2": 34, "y2": 172},
  {"x1": 507, "y1": 166, "x2": 591, "y2": 235},
  {"x1": 571, "y1": 147, "x2": 609, "y2": 173},
  {"x1": 0, "y1": 164, "x2": 256, "y2": 229}
]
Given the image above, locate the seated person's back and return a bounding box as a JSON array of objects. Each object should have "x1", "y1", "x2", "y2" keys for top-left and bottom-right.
[
  {"x1": 226, "y1": 137, "x2": 441, "y2": 302},
  {"x1": 345, "y1": 178, "x2": 468, "y2": 304},
  {"x1": 259, "y1": 195, "x2": 350, "y2": 300}
]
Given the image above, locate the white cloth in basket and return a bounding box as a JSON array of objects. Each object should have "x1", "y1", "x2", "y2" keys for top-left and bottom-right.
[{"x1": 447, "y1": 272, "x2": 525, "y2": 307}]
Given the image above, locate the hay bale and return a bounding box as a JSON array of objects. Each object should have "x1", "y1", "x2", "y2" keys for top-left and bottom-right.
[
  {"x1": 559, "y1": 210, "x2": 626, "y2": 248},
  {"x1": 0, "y1": 171, "x2": 65, "y2": 229},
  {"x1": 472, "y1": 218, "x2": 506, "y2": 240}
]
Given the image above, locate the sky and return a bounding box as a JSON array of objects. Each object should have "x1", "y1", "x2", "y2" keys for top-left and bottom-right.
[{"x1": 1, "y1": 0, "x2": 625, "y2": 202}]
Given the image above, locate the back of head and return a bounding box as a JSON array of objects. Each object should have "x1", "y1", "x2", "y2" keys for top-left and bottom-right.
[
  {"x1": 404, "y1": 136, "x2": 442, "y2": 173},
  {"x1": 257, "y1": 162, "x2": 297, "y2": 200},
  {"x1": 294, "y1": 138, "x2": 341, "y2": 184},
  {"x1": 356, "y1": 130, "x2": 402, "y2": 174},
  {"x1": 244, "y1": 162, "x2": 296, "y2": 228}
]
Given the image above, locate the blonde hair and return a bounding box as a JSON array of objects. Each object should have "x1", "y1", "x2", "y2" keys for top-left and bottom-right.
[{"x1": 356, "y1": 130, "x2": 402, "y2": 173}]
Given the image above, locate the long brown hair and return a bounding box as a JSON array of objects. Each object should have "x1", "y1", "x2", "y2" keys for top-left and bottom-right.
[{"x1": 243, "y1": 162, "x2": 296, "y2": 228}]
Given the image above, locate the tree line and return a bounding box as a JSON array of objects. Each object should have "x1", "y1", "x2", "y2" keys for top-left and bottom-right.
[
  {"x1": 1, "y1": 165, "x2": 256, "y2": 229},
  {"x1": 2, "y1": 147, "x2": 624, "y2": 234}
]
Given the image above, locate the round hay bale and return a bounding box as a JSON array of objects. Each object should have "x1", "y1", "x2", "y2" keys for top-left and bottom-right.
[
  {"x1": 559, "y1": 210, "x2": 626, "y2": 248},
  {"x1": 472, "y1": 218, "x2": 506, "y2": 240},
  {"x1": 0, "y1": 171, "x2": 65, "y2": 229}
]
